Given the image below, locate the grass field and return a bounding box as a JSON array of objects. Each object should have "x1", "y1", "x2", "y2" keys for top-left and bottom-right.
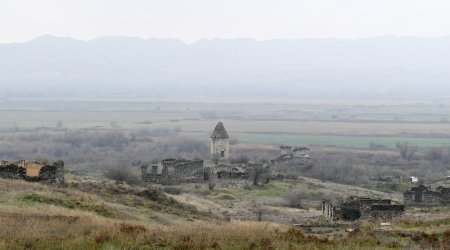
[{"x1": 0, "y1": 176, "x2": 449, "y2": 249}]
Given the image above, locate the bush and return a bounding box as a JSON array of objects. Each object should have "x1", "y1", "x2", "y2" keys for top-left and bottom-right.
[
  {"x1": 105, "y1": 167, "x2": 140, "y2": 186},
  {"x1": 284, "y1": 190, "x2": 303, "y2": 208},
  {"x1": 163, "y1": 186, "x2": 182, "y2": 195}
]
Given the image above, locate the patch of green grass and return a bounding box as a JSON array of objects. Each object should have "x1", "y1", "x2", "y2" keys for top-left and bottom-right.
[
  {"x1": 238, "y1": 133, "x2": 450, "y2": 149},
  {"x1": 21, "y1": 193, "x2": 116, "y2": 218},
  {"x1": 399, "y1": 217, "x2": 450, "y2": 229}
]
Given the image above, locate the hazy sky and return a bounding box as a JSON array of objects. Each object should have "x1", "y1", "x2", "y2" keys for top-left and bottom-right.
[{"x1": 2, "y1": 0, "x2": 450, "y2": 43}]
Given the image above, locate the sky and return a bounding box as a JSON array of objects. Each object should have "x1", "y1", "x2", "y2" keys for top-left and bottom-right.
[{"x1": 1, "y1": 0, "x2": 450, "y2": 43}]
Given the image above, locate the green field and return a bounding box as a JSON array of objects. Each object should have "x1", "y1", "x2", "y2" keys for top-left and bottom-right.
[
  {"x1": 1, "y1": 98, "x2": 450, "y2": 149},
  {"x1": 237, "y1": 133, "x2": 450, "y2": 149}
]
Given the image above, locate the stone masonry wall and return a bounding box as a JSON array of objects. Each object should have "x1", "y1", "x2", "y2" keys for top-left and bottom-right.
[{"x1": 0, "y1": 160, "x2": 64, "y2": 184}]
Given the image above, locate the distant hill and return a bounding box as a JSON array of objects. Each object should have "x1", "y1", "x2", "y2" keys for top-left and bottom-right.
[{"x1": 1, "y1": 35, "x2": 450, "y2": 99}]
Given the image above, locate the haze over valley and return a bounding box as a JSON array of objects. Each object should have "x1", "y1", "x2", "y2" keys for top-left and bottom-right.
[{"x1": 2, "y1": 35, "x2": 450, "y2": 99}]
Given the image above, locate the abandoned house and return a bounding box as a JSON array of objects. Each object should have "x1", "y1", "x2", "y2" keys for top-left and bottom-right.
[
  {"x1": 271, "y1": 146, "x2": 313, "y2": 165},
  {"x1": 210, "y1": 122, "x2": 230, "y2": 161},
  {"x1": 322, "y1": 197, "x2": 404, "y2": 221},
  {"x1": 214, "y1": 164, "x2": 250, "y2": 179},
  {"x1": 141, "y1": 158, "x2": 207, "y2": 185},
  {"x1": 0, "y1": 160, "x2": 64, "y2": 184},
  {"x1": 403, "y1": 185, "x2": 450, "y2": 205},
  {"x1": 213, "y1": 163, "x2": 255, "y2": 179}
]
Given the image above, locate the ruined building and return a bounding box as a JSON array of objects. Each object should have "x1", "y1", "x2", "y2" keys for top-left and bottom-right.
[
  {"x1": 403, "y1": 185, "x2": 450, "y2": 205},
  {"x1": 141, "y1": 158, "x2": 207, "y2": 185},
  {"x1": 0, "y1": 160, "x2": 64, "y2": 184},
  {"x1": 271, "y1": 146, "x2": 313, "y2": 165},
  {"x1": 214, "y1": 164, "x2": 249, "y2": 179},
  {"x1": 210, "y1": 122, "x2": 230, "y2": 161},
  {"x1": 322, "y1": 197, "x2": 404, "y2": 221}
]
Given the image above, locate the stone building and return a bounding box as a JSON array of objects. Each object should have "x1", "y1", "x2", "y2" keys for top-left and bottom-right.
[
  {"x1": 0, "y1": 160, "x2": 64, "y2": 184},
  {"x1": 210, "y1": 122, "x2": 230, "y2": 161},
  {"x1": 403, "y1": 185, "x2": 450, "y2": 205},
  {"x1": 271, "y1": 146, "x2": 313, "y2": 165},
  {"x1": 322, "y1": 197, "x2": 404, "y2": 221},
  {"x1": 141, "y1": 158, "x2": 207, "y2": 185},
  {"x1": 214, "y1": 164, "x2": 250, "y2": 179}
]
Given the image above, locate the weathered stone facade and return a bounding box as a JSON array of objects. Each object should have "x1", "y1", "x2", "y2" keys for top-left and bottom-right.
[
  {"x1": 271, "y1": 146, "x2": 313, "y2": 165},
  {"x1": 0, "y1": 160, "x2": 64, "y2": 184},
  {"x1": 141, "y1": 158, "x2": 207, "y2": 185},
  {"x1": 322, "y1": 197, "x2": 404, "y2": 221},
  {"x1": 210, "y1": 122, "x2": 230, "y2": 161},
  {"x1": 403, "y1": 185, "x2": 450, "y2": 205},
  {"x1": 214, "y1": 164, "x2": 250, "y2": 179}
]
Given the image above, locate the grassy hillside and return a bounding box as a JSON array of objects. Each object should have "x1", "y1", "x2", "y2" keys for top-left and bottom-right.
[{"x1": 0, "y1": 176, "x2": 449, "y2": 249}]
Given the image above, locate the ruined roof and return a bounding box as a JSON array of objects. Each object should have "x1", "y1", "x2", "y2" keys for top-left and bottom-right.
[{"x1": 210, "y1": 122, "x2": 229, "y2": 139}]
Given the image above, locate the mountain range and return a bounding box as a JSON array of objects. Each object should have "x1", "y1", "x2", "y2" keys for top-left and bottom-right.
[{"x1": 1, "y1": 35, "x2": 450, "y2": 99}]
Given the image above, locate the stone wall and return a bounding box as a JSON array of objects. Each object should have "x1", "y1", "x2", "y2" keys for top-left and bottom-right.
[
  {"x1": 210, "y1": 138, "x2": 229, "y2": 160},
  {"x1": 271, "y1": 146, "x2": 313, "y2": 166},
  {"x1": 141, "y1": 158, "x2": 206, "y2": 185},
  {"x1": 279, "y1": 146, "x2": 293, "y2": 155},
  {"x1": 322, "y1": 197, "x2": 404, "y2": 221},
  {"x1": 214, "y1": 164, "x2": 250, "y2": 179},
  {"x1": 404, "y1": 185, "x2": 450, "y2": 205},
  {"x1": 322, "y1": 200, "x2": 337, "y2": 220},
  {"x1": 0, "y1": 160, "x2": 64, "y2": 184}
]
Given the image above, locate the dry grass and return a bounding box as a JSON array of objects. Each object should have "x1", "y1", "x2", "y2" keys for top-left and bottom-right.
[{"x1": 0, "y1": 178, "x2": 449, "y2": 249}]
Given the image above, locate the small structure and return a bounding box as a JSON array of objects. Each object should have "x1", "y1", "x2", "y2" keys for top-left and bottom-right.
[
  {"x1": 0, "y1": 160, "x2": 64, "y2": 184},
  {"x1": 210, "y1": 122, "x2": 230, "y2": 161},
  {"x1": 271, "y1": 146, "x2": 313, "y2": 165},
  {"x1": 403, "y1": 185, "x2": 450, "y2": 205},
  {"x1": 322, "y1": 197, "x2": 404, "y2": 221},
  {"x1": 141, "y1": 158, "x2": 207, "y2": 185},
  {"x1": 214, "y1": 164, "x2": 249, "y2": 179},
  {"x1": 410, "y1": 176, "x2": 419, "y2": 183}
]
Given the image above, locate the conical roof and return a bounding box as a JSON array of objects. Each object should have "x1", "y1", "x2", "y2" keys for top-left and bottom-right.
[{"x1": 210, "y1": 122, "x2": 229, "y2": 139}]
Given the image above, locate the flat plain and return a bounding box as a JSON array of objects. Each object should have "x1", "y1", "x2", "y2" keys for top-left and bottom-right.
[{"x1": 2, "y1": 97, "x2": 450, "y2": 149}]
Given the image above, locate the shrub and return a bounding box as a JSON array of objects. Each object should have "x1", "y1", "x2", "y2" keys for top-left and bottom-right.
[
  {"x1": 284, "y1": 190, "x2": 303, "y2": 208},
  {"x1": 163, "y1": 186, "x2": 182, "y2": 195},
  {"x1": 105, "y1": 167, "x2": 140, "y2": 186},
  {"x1": 118, "y1": 223, "x2": 147, "y2": 235}
]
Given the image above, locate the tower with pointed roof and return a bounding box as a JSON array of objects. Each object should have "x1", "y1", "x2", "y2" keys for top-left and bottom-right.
[{"x1": 210, "y1": 122, "x2": 230, "y2": 161}]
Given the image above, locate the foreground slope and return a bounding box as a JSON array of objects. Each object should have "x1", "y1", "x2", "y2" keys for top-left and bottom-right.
[{"x1": 0, "y1": 176, "x2": 449, "y2": 249}]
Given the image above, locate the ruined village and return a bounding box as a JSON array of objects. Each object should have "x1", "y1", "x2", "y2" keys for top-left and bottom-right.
[
  {"x1": 3, "y1": 5, "x2": 450, "y2": 247},
  {"x1": 1, "y1": 121, "x2": 449, "y2": 237}
]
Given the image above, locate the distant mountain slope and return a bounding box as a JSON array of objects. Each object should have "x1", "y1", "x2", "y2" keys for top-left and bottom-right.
[{"x1": 1, "y1": 35, "x2": 450, "y2": 99}]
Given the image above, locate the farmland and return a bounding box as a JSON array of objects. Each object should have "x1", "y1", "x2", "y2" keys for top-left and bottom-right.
[{"x1": 1, "y1": 98, "x2": 450, "y2": 149}]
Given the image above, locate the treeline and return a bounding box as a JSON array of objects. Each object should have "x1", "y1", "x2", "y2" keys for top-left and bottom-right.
[
  {"x1": 274, "y1": 146, "x2": 450, "y2": 186},
  {"x1": 0, "y1": 128, "x2": 208, "y2": 174},
  {"x1": 0, "y1": 127, "x2": 449, "y2": 186}
]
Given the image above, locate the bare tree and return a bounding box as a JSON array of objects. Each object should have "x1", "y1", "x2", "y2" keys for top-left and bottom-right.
[
  {"x1": 252, "y1": 165, "x2": 270, "y2": 186},
  {"x1": 284, "y1": 189, "x2": 303, "y2": 208},
  {"x1": 105, "y1": 167, "x2": 140, "y2": 185},
  {"x1": 396, "y1": 143, "x2": 417, "y2": 161}
]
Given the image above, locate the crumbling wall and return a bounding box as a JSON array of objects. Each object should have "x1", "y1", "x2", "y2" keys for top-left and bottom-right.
[
  {"x1": 280, "y1": 146, "x2": 293, "y2": 155},
  {"x1": 271, "y1": 146, "x2": 313, "y2": 166},
  {"x1": 0, "y1": 160, "x2": 64, "y2": 184},
  {"x1": 141, "y1": 159, "x2": 206, "y2": 185},
  {"x1": 323, "y1": 197, "x2": 404, "y2": 221},
  {"x1": 322, "y1": 200, "x2": 338, "y2": 220},
  {"x1": 0, "y1": 164, "x2": 26, "y2": 179},
  {"x1": 403, "y1": 185, "x2": 449, "y2": 206},
  {"x1": 214, "y1": 164, "x2": 250, "y2": 179},
  {"x1": 366, "y1": 204, "x2": 405, "y2": 219},
  {"x1": 141, "y1": 165, "x2": 162, "y2": 184},
  {"x1": 37, "y1": 160, "x2": 65, "y2": 184}
]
